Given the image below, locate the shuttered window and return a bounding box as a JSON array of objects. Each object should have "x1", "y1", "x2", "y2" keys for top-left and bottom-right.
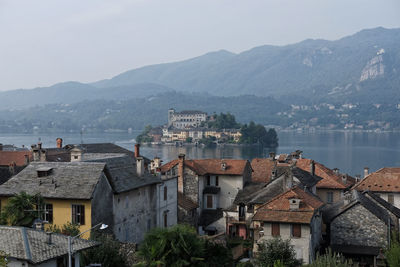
[
  {"x1": 164, "y1": 186, "x2": 168, "y2": 201},
  {"x1": 291, "y1": 224, "x2": 301, "y2": 238},
  {"x1": 72, "y1": 204, "x2": 85, "y2": 225},
  {"x1": 271, "y1": 223, "x2": 280, "y2": 236}
]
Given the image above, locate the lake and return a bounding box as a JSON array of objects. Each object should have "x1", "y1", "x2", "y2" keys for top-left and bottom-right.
[{"x1": 1, "y1": 131, "x2": 399, "y2": 177}]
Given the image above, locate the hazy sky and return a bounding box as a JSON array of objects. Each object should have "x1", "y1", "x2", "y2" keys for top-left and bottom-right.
[{"x1": 0, "y1": 0, "x2": 399, "y2": 91}]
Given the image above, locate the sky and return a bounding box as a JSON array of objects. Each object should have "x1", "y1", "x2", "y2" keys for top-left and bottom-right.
[{"x1": 0, "y1": 0, "x2": 399, "y2": 91}]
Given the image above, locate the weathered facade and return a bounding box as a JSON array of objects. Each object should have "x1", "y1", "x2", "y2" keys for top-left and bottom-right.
[{"x1": 168, "y1": 109, "x2": 207, "y2": 129}]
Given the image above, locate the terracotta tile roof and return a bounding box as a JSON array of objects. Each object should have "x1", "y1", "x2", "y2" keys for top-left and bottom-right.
[
  {"x1": 295, "y1": 158, "x2": 355, "y2": 190},
  {"x1": 160, "y1": 158, "x2": 250, "y2": 176},
  {"x1": 251, "y1": 158, "x2": 275, "y2": 183},
  {"x1": 253, "y1": 187, "x2": 323, "y2": 224},
  {"x1": 0, "y1": 151, "x2": 32, "y2": 166},
  {"x1": 353, "y1": 167, "x2": 400, "y2": 193},
  {"x1": 178, "y1": 192, "x2": 198, "y2": 211}
]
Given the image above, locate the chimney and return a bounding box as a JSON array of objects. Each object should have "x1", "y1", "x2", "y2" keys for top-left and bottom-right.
[
  {"x1": 333, "y1": 168, "x2": 339, "y2": 175},
  {"x1": 56, "y1": 138, "x2": 63, "y2": 148},
  {"x1": 8, "y1": 162, "x2": 16, "y2": 175},
  {"x1": 40, "y1": 149, "x2": 46, "y2": 162},
  {"x1": 46, "y1": 232, "x2": 52, "y2": 244},
  {"x1": 364, "y1": 167, "x2": 369, "y2": 178},
  {"x1": 310, "y1": 160, "x2": 315, "y2": 176},
  {"x1": 136, "y1": 157, "x2": 144, "y2": 177},
  {"x1": 269, "y1": 152, "x2": 276, "y2": 160},
  {"x1": 355, "y1": 174, "x2": 361, "y2": 182},
  {"x1": 289, "y1": 198, "x2": 301, "y2": 210},
  {"x1": 31, "y1": 145, "x2": 40, "y2": 162},
  {"x1": 221, "y1": 160, "x2": 227, "y2": 171},
  {"x1": 178, "y1": 154, "x2": 185, "y2": 193},
  {"x1": 24, "y1": 154, "x2": 30, "y2": 165},
  {"x1": 38, "y1": 142, "x2": 42, "y2": 150},
  {"x1": 342, "y1": 174, "x2": 347, "y2": 185},
  {"x1": 70, "y1": 147, "x2": 83, "y2": 162},
  {"x1": 134, "y1": 144, "x2": 140, "y2": 158}
]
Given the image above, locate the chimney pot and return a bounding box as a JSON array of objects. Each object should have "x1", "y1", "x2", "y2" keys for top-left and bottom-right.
[
  {"x1": 136, "y1": 156, "x2": 144, "y2": 177},
  {"x1": 269, "y1": 152, "x2": 276, "y2": 160},
  {"x1": 38, "y1": 142, "x2": 42, "y2": 150},
  {"x1": 364, "y1": 167, "x2": 369, "y2": 178},
  {"x1": 56, "y1": 138, "x2": 63, "y2": 148},
  {"x1": 178, "y1": 154, "x2": 185, "y2": 193},
  {"x1": 46, "y1": 232, "x2": 52, "y2": 244},
  {"x1": 134, "y1": 144, "x2": 140, "y2": 158},
  {"x1": 310, "y1": 160, "x2": 315, "y2": 176}
]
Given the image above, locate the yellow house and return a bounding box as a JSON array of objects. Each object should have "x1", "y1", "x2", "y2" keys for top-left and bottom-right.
[{"x1": 0, "y1": 162, "x2": 113, "y2": 239}]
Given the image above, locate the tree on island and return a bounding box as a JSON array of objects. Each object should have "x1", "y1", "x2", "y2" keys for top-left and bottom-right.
[
  {"x1": 239, "y1": 121, "x2": 278, "y2": 147},
  {"x1": 136, "y1": 125, "x2": 154, "y2": 143},
  {"x1": 206, "y1": 112, "x2": 241, "y2": 129}
]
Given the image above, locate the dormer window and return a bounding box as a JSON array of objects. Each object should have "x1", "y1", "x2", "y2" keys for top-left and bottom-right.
[
  {"x1": 36, "y1": 167, "x2": 53, "y2": 177},
  {"x1": 289, "y1": 198, "x2": 301, "y2": 210}
]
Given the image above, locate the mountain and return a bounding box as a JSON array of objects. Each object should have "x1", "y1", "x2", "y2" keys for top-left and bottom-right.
[
  {"x1": 92, "y1": 27, "x2": 400, "y2": 104},
  {"x1": 1, "y1": 27, "x2": 400, "y2": 112}
]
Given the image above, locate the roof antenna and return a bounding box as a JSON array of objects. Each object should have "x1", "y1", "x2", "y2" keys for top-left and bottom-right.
[{"x1": 80, "y1": 128, "x2": 84, "y2": 145}]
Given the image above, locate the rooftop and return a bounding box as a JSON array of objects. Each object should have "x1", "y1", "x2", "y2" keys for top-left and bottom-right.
[
  {"x1": 0, "y1": 226, "x2": 98, "y2": 264},
  {"x1": 0, "y1": 151, "x2": 32, "y2": 166},
  {"x1": 353, "y1": 167, "x2": 400, "y2": 193}
]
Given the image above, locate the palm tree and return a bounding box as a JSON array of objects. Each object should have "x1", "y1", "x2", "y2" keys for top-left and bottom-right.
[{"x1": 0, "y1": 192, "x2": 44, "y2": 226}]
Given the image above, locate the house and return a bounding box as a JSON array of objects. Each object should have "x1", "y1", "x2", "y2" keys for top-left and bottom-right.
[
  {"x1": 0, "y1": 162, "x2": 114, "y2": 239},
  {"x1": 0, "y1": 146, "x2": 31, "y2": 184},
  {"x1": 322, "y1": 190, "x2": 395, "y2": 265},
  {"x1": 295, "y1": 158, "x2": 356, "y2": 205},
  {"x1": 252, "y1": 187, "x2": 324, "y2": 264},
  {"x1": 0, "y1": 225, "x2": 98, "y2": 267},
  {"x1": 160, "y1": 154, "x2": 252, "y2": 235},
  {"x1": 168, "y1": 109, "x2": 207, "y2": 129},
  {"x1": 353, "y1": 167, "x2": 400, "y2": 208},
  {"x1": 363, "y1": 190, "x2": 400, "y2": 229},
  {"x1": 226, "y1": 164, "x2": 321, "y2": 241}
]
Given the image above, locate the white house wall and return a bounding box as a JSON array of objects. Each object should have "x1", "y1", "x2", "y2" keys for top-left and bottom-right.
[{"x1": 157, "y1": 177, "x2": 178, "y2": 228}]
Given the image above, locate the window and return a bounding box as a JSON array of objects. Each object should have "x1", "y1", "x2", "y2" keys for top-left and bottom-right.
[
  {"x1": 41, "y1": 204, "x2": 53, "y2": 223},
  {"x1": 164, "y1": 212, "x2": 168, "y2": 227},
  {"x1": 239, "y1": 204, "x2": 245, "y2": 221},
  {"x1": 206, "y1": 195, "x2": 213, "y2": 209},
  {"x1": 215, "y1": 176, "x2": 219, "y2": 186},
  {"x1": 327, "y1": 192, "x2": 334, "y2": 204},
  {"x1": 72, "y1": 204, "x2": 85, "y2": 225},
  {"x1": 271, "y1": 223, "x2": 280, "y2": 237},
  {"x1": 164, "y1": 186, "x2": 168, "y2": 201},
  {"x1": 206, "y1": 175, "x2": 211, "y2": 186},
  {"x1": 291, "y1": 224, "x2": 301, "y2": 238},
  {"x1": 388, "y1": 194, "x2": 394, "y2": 205}
]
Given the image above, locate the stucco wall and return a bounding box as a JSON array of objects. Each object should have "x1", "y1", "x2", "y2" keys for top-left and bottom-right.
[
  {"x1": 258, "y1": 223, "x2": 312, "y2": 264},
  {"x1": 330, "y1": 204, "x2": 388, "y2": 248},
  {"x1": 91, "y1": 173, "x2": 114, "y2": 232},
  {"x1": 316, "y1": 188, "x2": 342, "y2": 204},
  {"x1": 157, "y1": 177, "x2": 178, "y2": 228},
  {"x1": 218, "y1": 175, "x2": 243, "y2": 209},
  {"x1": 374, "y1": 192, "x2": 400, "y2": 209},
  {"x1": 113, "y1": 184, "x2": 157, "y2": 243}
]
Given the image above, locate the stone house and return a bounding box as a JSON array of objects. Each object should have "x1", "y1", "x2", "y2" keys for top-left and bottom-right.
[
  {"x1": 295, "y1": 158, "x2": 356, "y2": 205},
  {"x1": 160, "y1": 154, "x2": 252, "y2": 235},
  {"x1": 0, "y1": 226, "x2": 98, "y2": 267},
  {"x1": 353, "y1": 167, "x2": 400, "y2": 209},
  {"x1": 252, "y1": 187, "x2": 324, "y2": 264},
  {"x1": 226, "y1": 164, "x2": 321, "y2": 241},
  {"x1": 322, "y1": 190, "x2": 395, "y2": 265}
]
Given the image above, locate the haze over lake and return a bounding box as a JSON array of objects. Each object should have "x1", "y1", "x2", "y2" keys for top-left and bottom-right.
[{"x1": 1, "y1": 131, "x2": 399, "y2": 177}]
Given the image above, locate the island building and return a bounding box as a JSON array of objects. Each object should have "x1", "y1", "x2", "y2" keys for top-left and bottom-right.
[{"x1": 167, "y1": 108, "x2": 207, "y2": 129}]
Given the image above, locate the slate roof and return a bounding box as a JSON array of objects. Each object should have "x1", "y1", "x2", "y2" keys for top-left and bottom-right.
[
  {"x1": 363, "y1": 191, "x2": 400, "y2": 218},
  {"x1": 199, "y1": 209, "x2": 223, "y2": 226},
  {"x1": 0, "y1": 162, "x2": 107, "y2": 199},
  {"x1": 0, "y1": 151, "x2": 32, "y2": 166},
  {"x1": 353, "y1": 167, "x2": 400, "y2": 193},
  {"x1": 322, "y1": 190, "x2": 393, "y2": 225},
  {"x1": 45, "y1": 148, "x2": 71, "y2": 162},
  {"x1": 0, "y1": 226, "x2": 98, "y2": 264},
  {"x1": 65, "y1": 143, "x2": 135, "y2": 157},
  {"x1": 160, "y1": 158, "x2": 250, "y2": 176},
  {"x1": 178, "y1": 192, "x2": 198, "y2": 211},
  {"x1": 86, "y1": 155, "x2": 161, "y2": 193},
  {"x1": 296, "y1": 158, "x2": 355, "y2": 189},
  {"x1": 253, "y1": 187, "x2": 323, "y2": 224},
  {"x1": 233, "y1": 182, "x2": 284, "y2": 206}
]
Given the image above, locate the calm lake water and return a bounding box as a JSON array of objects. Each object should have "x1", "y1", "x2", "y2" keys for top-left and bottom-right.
[{"x1": 1, "y1": 131, "x2": 399, "y2": 177}]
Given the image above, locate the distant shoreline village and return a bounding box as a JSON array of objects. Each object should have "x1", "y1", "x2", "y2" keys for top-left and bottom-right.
[{"x1": 136, "y1": 108, "x2": 278, "y2": 147}]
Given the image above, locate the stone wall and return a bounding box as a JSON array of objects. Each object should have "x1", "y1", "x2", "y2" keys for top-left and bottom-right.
[
  {"x1": 92, "y1": 173, "x2": 114, "y2": 230},
  {"x1": 331, "y1": 204, "x2": 388, "y2": 247},
  {"x1": 183, "y1": 168, "x2": 199, "y2": 204}
]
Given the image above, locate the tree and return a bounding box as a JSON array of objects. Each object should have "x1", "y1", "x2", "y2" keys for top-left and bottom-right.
[
  {"x1": 239, "y1": 122, "x2": 279, "y2": 147},
  {"x1": 81, "y1": 234, "x2": 127, "y2": 267},
  {"x1": 208, "y1": 113, "x2": 241, "y2": 129},
  {"x1": 0, "y1": 192, "x2": 44, "y2": 227},
  {"x1": 136, "y1": 125, "x2": 154, "y2": 143},
  {"x1": 386, "y1": 232, "x2": 400, "y2": 267},
  {"x1": 254, "y1": 237, "x2": 300, "y2": 267},
  {"x1": 0, "y1": 251, "x2": 7, "y2": 267},
  {"x1": 135, "y1": 224, "x2": 232, "y2": 267},
  {"x1": 46, "y1": 222, "x2": 80, "y2": 236},
  {"x1": 304, "y1": 248, "x2": 356, "y2": 267}
]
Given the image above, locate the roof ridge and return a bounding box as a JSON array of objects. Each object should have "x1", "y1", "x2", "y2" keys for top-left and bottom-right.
[{"x1": 21, "y1": 227, "x2": 32, "y2": 262}]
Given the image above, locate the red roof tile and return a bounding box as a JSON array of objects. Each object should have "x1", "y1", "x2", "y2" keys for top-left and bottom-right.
[
  {"x1": 250, "y1": 158, "x2": 289, "y2": 183},
  {"x1": 0, "y1": 151, "x2": 32, "y2": 166},
  {"x1": 161, "y1": 158, "x2": 249, "y2": 176},
  {"x1": 253, "y1": 187, "x2": 323, "y2": 224},
  {"x1": 295, "y1": 158, "x2": 355, "y2": 190},
  {"x1": 353, "y1": 167, "x2": 400, "y2": 193}
]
